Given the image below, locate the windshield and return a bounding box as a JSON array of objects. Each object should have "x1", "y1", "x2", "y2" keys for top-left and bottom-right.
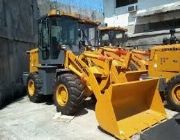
[
  {"x1": 78, "y1": 23, "x2": 98, "y2": 47},
  {"x1": 100, "y1": 30, "x2": 125, "y2": 46},
  {"x1": 115, "y1": 31, "x2": 123, "y2": 39},
  {"x1": 50, "y1": 17, "x2": 78, "y2": 47}
]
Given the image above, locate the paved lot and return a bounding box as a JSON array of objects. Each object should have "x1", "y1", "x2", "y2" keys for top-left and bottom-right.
[{"x1": 0, "y1": 96, "x2": 178, "y2": 140}]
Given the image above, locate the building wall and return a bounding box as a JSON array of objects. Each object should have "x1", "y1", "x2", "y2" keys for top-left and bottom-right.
[
  {"x1": 0, "y1": 0, "x2": 39, "y2": 105},
  {"x1": 103, "y1": 0, "x2": 180, "y2": 47},
  {"x1": 104, "y1": 0, "x2": 179, "y2": 32},
  {"x1": 138, "y1": 0, "x2": 177, "y2": 10}
]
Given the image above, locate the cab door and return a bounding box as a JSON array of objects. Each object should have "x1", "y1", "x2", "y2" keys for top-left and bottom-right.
[{"x1": 38, "y1": 17, "x2": 50, "y2": 61}]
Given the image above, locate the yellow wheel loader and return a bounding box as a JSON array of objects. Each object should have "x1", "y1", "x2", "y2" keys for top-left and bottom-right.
[
  {"x1": 63, "y1": 50, "x2": 166, "y2": 139},
  {"x1": 149, "y1": 44, "x2": 180, "y2": 111},
  {"x1": 97, "y1": 29, "x2": 180, "y2": 111},
  {"x1": 23, "y1": 9, "x2": 166, "y2": 140},
  {"x1": 98, "y1": 26, "x2": 149, "y2": 71},
  {"x1": 148, "y1": 30, "x2": 180, "y2": 111}
]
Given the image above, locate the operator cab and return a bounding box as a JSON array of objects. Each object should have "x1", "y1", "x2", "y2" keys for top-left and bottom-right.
[
  {"x1": 78, "y1": 21, "x2": 99, "y2": 50},
  {"x1": 99, "y1": 26, "x2": 127, "y2": 47},
  {"x1": 38, "y1": 9, "x2": 99, "y2": 65}
]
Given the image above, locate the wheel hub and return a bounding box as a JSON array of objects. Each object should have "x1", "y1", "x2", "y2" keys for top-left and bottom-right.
[
  {"x1": 172, "y1": 85, "x2": 180, "y2": 104},
  {"x1": 28, "y1": 80, "x2": 35, "y2": 96},
  {"x1": 176, "y1": 90, "x2": 180, "y2": 101},
  {"x1": 56, "y1": 84, "x2": 69, "y2": 106}
]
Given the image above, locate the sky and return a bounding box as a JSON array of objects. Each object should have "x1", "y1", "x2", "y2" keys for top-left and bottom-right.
[{"x1": 51, "y1": 0, "x2": 103, "y2": 12}]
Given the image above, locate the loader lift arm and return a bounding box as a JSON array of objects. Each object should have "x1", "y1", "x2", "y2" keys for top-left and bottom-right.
[
  {"x1": 63, "y1": 50, "x2": 166, "y2": 140},
  {"x1": 98, "y1": 47, "x2": 149, "y2": 71},
  {"x1": 130, "y1": 50, "x2": 149, "y2": 71}
]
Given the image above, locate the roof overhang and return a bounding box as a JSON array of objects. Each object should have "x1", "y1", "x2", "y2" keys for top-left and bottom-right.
[
  {"x1": 98, "y1": 26, "x2": 127, "y2": 32},
  {"x1": 137, "y1": 1, "x2": 180, "y2": 17}
]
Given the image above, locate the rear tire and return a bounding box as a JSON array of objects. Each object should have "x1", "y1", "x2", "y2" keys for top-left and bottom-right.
[
  {"x1": 166, "y1": 75, "x2": 180, "y2": 111},
  {"x1": 54, "y1": 73, "x2": 85, "y2": 115},
  {"x1": 27, "y1": 73, "x2": 43, "y2": 103}
]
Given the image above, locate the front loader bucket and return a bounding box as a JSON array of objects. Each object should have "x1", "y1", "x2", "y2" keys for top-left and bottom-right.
[{"x1": 95, "y1": 79, "x2": 166, "y2": 140}]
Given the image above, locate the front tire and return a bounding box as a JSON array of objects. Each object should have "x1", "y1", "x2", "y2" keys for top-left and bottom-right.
[
  {"x1": 54, "y1": 73, "x2": 85, "y2": 115},
  {"x1": 27, "y1": 73, "x2": 43, "y2": 103},
  {"x1": 166, "y1": 75, "x2": 180, "y2": 111}
]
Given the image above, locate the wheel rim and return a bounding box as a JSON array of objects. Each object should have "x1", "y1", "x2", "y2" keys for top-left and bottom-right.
[
  {"x1": 171, "y1": 84, "x2": 180, "y2": 105},
  {"x1": 56, "y1": 84, "x2": 69, "y2": 106},
  {"x1": 28, "y1": 79, "x2": 35, "y2": 96}
]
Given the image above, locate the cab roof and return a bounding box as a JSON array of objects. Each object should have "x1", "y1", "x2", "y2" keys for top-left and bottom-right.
[
  {"x1": 39, "y1": 9, "x2": 100, "y2": 26},
  {"x1": 98, "y1": 26, "x2": 127, "y2": 32}
]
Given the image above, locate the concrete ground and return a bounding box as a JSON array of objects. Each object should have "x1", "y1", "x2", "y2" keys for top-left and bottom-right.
[{"x1": 0, "y1": 96, "x2": 178, "y2": 140}]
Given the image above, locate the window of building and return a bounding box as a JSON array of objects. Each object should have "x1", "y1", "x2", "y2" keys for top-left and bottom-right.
[
  {"x1": 116, "y1": 0, "x2": 138, "y2": 8},
  {"x1": 135, "y1": 18, "x2": 180, "y2": 33}
]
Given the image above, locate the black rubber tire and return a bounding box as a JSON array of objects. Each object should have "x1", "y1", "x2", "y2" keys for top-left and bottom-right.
[
  {"x1": 165, "y1": 75, "x2": 180, "y2": 111},
  {"x1": 54, "y1": 73, "x2": 85, "y2": 115},
  {"x1": 27, "y1": 73, "x2": 44, "y2": 103}
]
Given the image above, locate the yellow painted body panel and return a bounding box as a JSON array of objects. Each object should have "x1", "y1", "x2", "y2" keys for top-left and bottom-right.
[
  {"x1": 28, "y1": 79, "x2": 35, "y2": 96},
  {"x1": 149, "y1": 44, "x2": 180, "y2": 81},
  {"x1": 64, "y1": 50, "x2": 166, "y2": 139},
  {"x1": 28, "y1": 48, "x2": 39, "y2": 73},
  {"x1": 56, "y1": 84, "x2": 69, "y2": 106},
  {"x1": 96, "y1": 79, "x2": 166, "y2": 140}
]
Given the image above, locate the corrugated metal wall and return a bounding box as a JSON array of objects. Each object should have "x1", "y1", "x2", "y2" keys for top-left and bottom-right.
[{"x1": 0, "y1": 0, "x2": 39, "y2": 107}]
